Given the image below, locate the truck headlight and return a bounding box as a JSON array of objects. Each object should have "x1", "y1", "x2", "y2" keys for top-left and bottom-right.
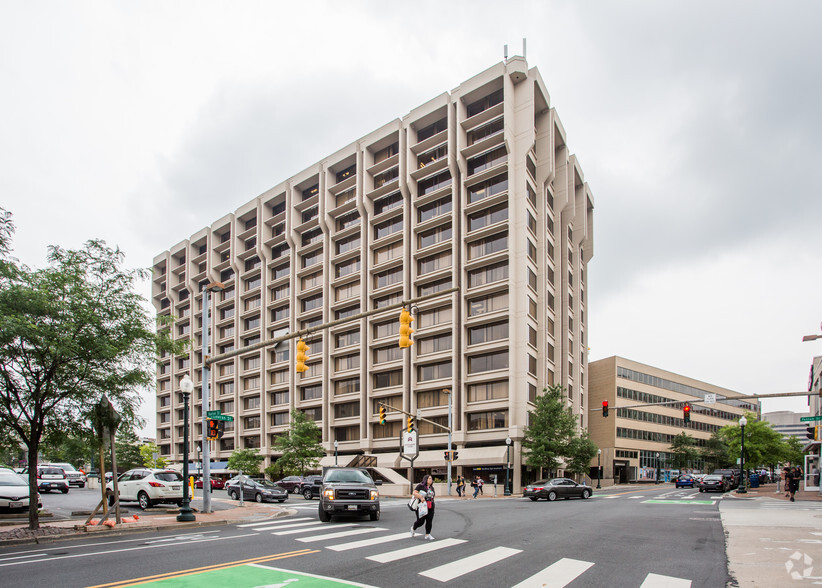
[
  {"x1": 323, "y1": 489, "x2": 334, "y2": 500},
  {"x1": 370, "y1": 489, "x2": 379, "y2": 500}
]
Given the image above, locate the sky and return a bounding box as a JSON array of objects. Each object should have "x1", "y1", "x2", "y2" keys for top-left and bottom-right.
[{"x1": 2, "y1": 1, "x2": 821, "y2": 436}]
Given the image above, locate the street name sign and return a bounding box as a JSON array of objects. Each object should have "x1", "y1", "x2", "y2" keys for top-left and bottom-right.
[
  {"x1": 704, "y1": 394, "x2": 716, "y2": 405},
  {"x1": 206, "y1": 410, "x2": 222, "y2": 418},
  {"x1": 800, "y1": 415, "x2": 822, "y2": 422},
  {"x1": 210, "y1": 414, "x2": 234, "y2": 422}
]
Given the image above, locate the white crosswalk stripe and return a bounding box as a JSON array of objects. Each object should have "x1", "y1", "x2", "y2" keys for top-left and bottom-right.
[
  {"x1": 326, "y1": 532, "x2": 411, "y2": 552},
  {"x1": 236, "y1": 518, "x2": 311, "y2": 528},
  {"x1": 511, "y1": 557, "x2": 594, "y2": 588},
  {"x1": 639, "y1": 572, "x2": 691, "y2": 587},
  {"x1": 272, "y1": 523, "x2": 355, "y2": 535},
  {"x1": 367, "y1": 538, "x2": 467, "y2": 563},
  {"x1": 419, "y1": 546, "x2": 521, "y2": 582},
  {"x1": 296, "y1": 527, "x2": 386, "y2": 543}
]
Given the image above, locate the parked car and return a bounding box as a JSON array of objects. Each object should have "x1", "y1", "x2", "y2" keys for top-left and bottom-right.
[
  {"x1": 0, "y1": 472, "x2": 40, "y2": 511},
  {"x1": 713, "y1": 469, "x2": 738, "y2": 489},
  {"x1": 523, "y1": 478, "x2": 593, "y2": 501},
  {"x1": 225, "y1": 478, "x2": 288, "y2": 503},
  {"x1": 699, "y1": 475, "x2": 729, "y2": 493},
  {"x1": 274, "y1": 476, "x2": 304, "y2": 494},
  {"x1": 41, "y1": 462, "x2": 86, "y2": 487},
  {"x1": 194, "y1": 478, "x2": 225, "y2": 490},
  {"x1": 106, "y1": 468, "x2": 184, "y2": 510},
  {"x1": 675, "y1": 474, "x2": 695, "y2": 489},
  {"x1": 301, "y1": 475, "x2": 324, "y2": 500},
  {"x1": 318, "y1": 467, "x2": 381, "y2": 522},
  {"x1": 37, "y1": 466, "x2": 69, "y2": 493}
]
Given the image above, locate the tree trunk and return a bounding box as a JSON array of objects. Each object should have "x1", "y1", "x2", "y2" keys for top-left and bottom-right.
[{"x1": 27, "y1": 438, "x2": 39, "y2": 530}]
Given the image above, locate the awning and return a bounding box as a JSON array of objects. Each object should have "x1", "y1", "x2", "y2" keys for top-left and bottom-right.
[{"x1": 803, "y1": 441, "x2": 820, "y2": 452}]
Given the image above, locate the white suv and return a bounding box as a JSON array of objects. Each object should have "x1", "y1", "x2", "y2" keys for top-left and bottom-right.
[
  {"x1": 106, "y1": 468, "x2": 184, "y2": 510},
  {"x1": 41, "y1": 463, "x2": 86, "y2": 488},
  {"x1": 37, "y1": 466, "x2": 69, "y2": 493}
]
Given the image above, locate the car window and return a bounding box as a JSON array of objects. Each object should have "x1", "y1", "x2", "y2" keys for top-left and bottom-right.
[
  {"x1": 0, "y1": 475, "x2": 27, "y2": 486},
  {"x1": 532, "y1": 480, "x2": 549, "y2": 485},
  {"x1": 40, "y1": 468, "x2": 63, "y2": 475},
  {"x1": 324, "y1": 470, "x2": 373, "y2": 484},
  {"x1": 258, "y1": 480, "x2": 278, "y2": 488},
  {"x1": 154, "y1": 471, "x2": 183, "y2": 482}
]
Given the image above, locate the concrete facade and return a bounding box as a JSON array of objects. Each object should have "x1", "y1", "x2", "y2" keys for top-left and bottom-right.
[
  {"x1": 588, "y1": 357, "x2": 759, "y2": 483},
  {"x1": 152, "y1": 58, "x2": 594, "y2": 491}
]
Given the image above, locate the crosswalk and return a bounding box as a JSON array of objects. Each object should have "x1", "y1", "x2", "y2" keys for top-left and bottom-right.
[{"x1": 237, "y1": 517, "x2": 693, "y2": 586}]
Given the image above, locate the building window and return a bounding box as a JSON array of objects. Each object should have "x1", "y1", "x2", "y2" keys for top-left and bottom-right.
[
  {"x1": 373, "y1": 319, "x2": 399, "y2": 339},
  {"x1": 220, "y1": 307, "x2": 235, "y2": 320},
  {"x1": 417, "y1": 389, "x2": 448, "y2": 408},
  {"x1": 467, "y1": 146, "x2": 506, "y2": 176},
  {"x1": 417, "y1": 305, "x2": 452, "y2": 328},
  {"x1": 417, "y1": 278, "x2": 452, "y2": 297},
  {"x1": 302, "y1": 249, "x2": 323, "y2": 269},
  {"x1": 468, "y1": 321, "x2": 508, "y2": 346},
  {"x1": 271, "y1": 305, "x2": 290, "y2": 322},
  {"x1": 271, "y1": 264, "x2": 289, "y2": 280},
  {"x1": 335, "y1": 330, "x2": 360, "y2": 348},
  {"x1": 468, "y1": 380, "x2": 508, "y2": 402},
  {"x1": 467, "y1": 118, "x2": 504, "y2": 146},
  {"x1": 417, "y1": 333, "x2": 452, "y2": 355},
  {"x1": 468, "y1": 173, "x2": 508, "y2": 205},
  {"x1": 374, "y1": 370, "x2": 402, "y2": 389},
  {"x1": 336, "y1": 257, "x2": 361, "y2": 279},
  {"x1": 374, "y1": 241, "x2": 403, "y2": 264},
  {"x1": 374, "y1": 192, "x2": 403, "y2": 215},
  {"x1": 467, "y1": 262, "x2": 508, "y2": 288},
  {"x1": 302, "y1": 294, "x2": 323, "y2": 312},
  {"x1": 337, "y1": 211, "x2": 361, "y2": 231},
  {"x1": 302, "y1": 407, "x2": 322, "y2": 422},
  {"x1": 244, "y1": 317, "x2": 260, "y2": 331},
  {"x1": 243, "y1": 396, "x2": 260, "y2": 410},
  {"x1": 335, "y1": 163, "x2": 356, "y2": 184},
  {"x1": 374, "y1": 267, "x2": 403, "y2": 289},
  {"x1": 334, "y1": 378, "x2": 360, "y2": 396},
  {"x1": 301, "y1": 206, "x2": 319, "y2": 224},
  {"x1": 333, "y1": 401, "x2": 360, "y2": 419},
  {"x1": 271, "y1": 244, "x2": 289, "y2": 262},
  {"x1": 244, "y1": 296, "x2": 261, "y2": 311},
  {"x1": 418, "y1": 144, "x2": 447, "y2": 169},
  {"x1": 374, "y1": 142, "x2": 399, "y2": 164},
  {"x1": 418, "y1": 224, "x2": 452, "y2": 250},
  {"x1": 335, "y1": 353, "x2": 360, "y2": 371},
  {"x1": 418, "y1": 196, "x2": 452, "y2": 222},
  {"x1": 271, "y1": 412, "x2": 289, "y2": 426},
  {"x1": 301, "y1": 271, "x2": 322, "y2": 290},
  {"x1": 418, "y1": 251, "x2": 452, "y2": 275},
  {"x1": 271, "y1": 390, "x2": 288, "y2": 405},
  {"x1": 374, "y1": 166, "x2": 399, "y2": 188},
  {"x1": 374, "y1": 346, "x2": 403, "y2": 364},
  {"x1": 336, "y1": 234, "x2": 361, "y2": 255},
  {"x1": 302, "y1": 227, "x2": 323, "y2": 246},
  {"x1": 468, "y1": 203, "x2": 508, "y2": 232},
  {"x1": 245, "y1": 256, "x2": 261, "y2": 271},
  {"x1": 335, "y1": 188, "x2": 355, "y2": 208},
  {"x1": 219, "y1": 325, "x2": 234, "y2": 338},
  {"x1": 466, "y1": 88, "x2": 503, "y2": 118},
  {"x1": 417, "y1": 117, "x2": 447, "y2": 142},
  {"x1": 243, "y1": 376, "x2": 260, "y2": 390},
  {"x1": 335, "y1": 305, "x2": 359, "y2": 320},
  {"x1": 302, "y1": 184, "x2": 319, "y2": 201},
  {"x1": 468, "y1": 410, "x2": 508, "y2": 431},
  {"x1": 335, "y1": 281, "x2": 360, "y2": 302},
  {"x1": 374, "y1": 216, "x2": 403, "y2": 239},
  {"x1": 219, "y1": 382, "x2": 234, "y2": 396},
  {"x1": 418, "y1": 361, "x2": 452, "y2": 382},
  {"x1": 468, "y1": 351, "x2": 509, "y2": 374},
  {"x1": 418, "y1": 171, "x2": 452, "y2": 196},
  {"x1": 301, "y1": 385, "x2": 323, "y2": 401},
  {"x1": 468, "y1": 232, "x2": 507, "y2": 260}
]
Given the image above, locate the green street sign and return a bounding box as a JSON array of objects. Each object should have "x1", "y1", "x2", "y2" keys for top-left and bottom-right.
[
  {"x1": 210, "y1": 414, "x2": 233, "y2": 422},
  {"x1": 206, "y1": 410, "x2": 222, "y2": 418},
  {"x1": 800, "y1": 416, "x2": 822, "y2": 422}
]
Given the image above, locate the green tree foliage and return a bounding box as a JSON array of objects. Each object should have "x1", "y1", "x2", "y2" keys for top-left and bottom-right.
[
  {"x1": 140, "y1": 442, "x2": 167, "y2": 468},
  {"x1": 272, "y1": 409, "x2": 326, "y2": 476},
  {"x1": 564, "y1": 433, "x2": 599, "y2": 478},
  {"x1": 0, "y1": 209, "x2": 184, "y2": 529},
  {"x1": 669, "y1": 432, "x2": 700, "y2": 470},
  {"x1": 227, "y1": 448, "x2": 265, "y2": 475},
  {"x1": 781, "y1": 436, "x2": 805, "y2": 467},
  {"x1": 700, "y1": 432, "x2": 731, "y2": 472},
  {"x1": 40, "y1": 430, "x2": 99, "y2": 470},
  {"x1": 114, "y1": 428, "x2": 144, "y2": 471},
  {"x1": 522, "y1": 385, "x2": 586, "y2": 476},
  {"x1": 718, "y1": 412, "x2": 785, "y2": 471}
]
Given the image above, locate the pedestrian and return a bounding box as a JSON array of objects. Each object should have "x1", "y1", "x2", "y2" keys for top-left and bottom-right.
[
  {"x1": 784, "y1": 467, "x2": 791, "y2": 498},
  {"x1": 789, "y1": 467, "x2": 800, "y2": 502},
  {"x1": 478, "y1": 476, "x2": 484, "y2": 495},
  {"x1": 775, "y1": 468, "x2": 782, "y2": 494},
  {"x1": 456, "y1": 475, "x2": 465, "y2": 498},
  {"x1": 471, "y1": 476, "x2": 480, "y2": 499},
  {"x1": 410, "y1": 475, "x2": 436, "y2": 540}
]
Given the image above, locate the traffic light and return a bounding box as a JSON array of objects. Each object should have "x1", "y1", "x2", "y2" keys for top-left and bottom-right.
[
  {"x1": 452, "y1": 451, "x2": 458, "y2": 461},
  {"x1": 602, "y1": 400, "x2": 609, "y2": 418},
  {"x1": 217, "y1": 420, "x2": 225, "y2": 439},
  {"x1": 399, "y1": 308, "x2": 414, "y2": 348},
  {"x1": 683, "y1": 403, "x2": 692, "y2": 424},
  {"x1": 444, "y1": 451, "x2": 451, "y2": 461},
  {"x1": 407, "y1": 416, "x2": 414, "y2": 432},
  {"x1": 807, "y1": 426, "x2": 818, "y2": 441},
  {"x1": 379, "y1": 406, "x2": 386, "y2": 425},
  {"x1": 207, "y1": 419, "x2": 219, "y2": 440},
  {"x1": 296, "y1": 338, "x2": 309, "y2": 373}
]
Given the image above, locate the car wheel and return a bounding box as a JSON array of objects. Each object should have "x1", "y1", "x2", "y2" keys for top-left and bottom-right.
[
  {"x1": 318, "y1": 506, "x2": 331, "y2": 522},
  {"x1": 228, "y1": 490, "x2": 238, "y2": 501},
  {"x1": 582, "y1": 489, "x2": 591, "y2": 499},
  {"x1": 278, "y1": 499, "x2": 286, "y2": 503},
  {"x1": 255, "y1": 493, "x2": 263, "y2": 503},
  {"x1": 61, "y1": 487, "x2": 69, "y2": 494},
  {"x1": 79, "y1": 483, "x2": 85, "y2": 488},
  {"x1": 370, "y1": 510, "x2": 380, "y2": 521},
  {"x1": 303, "y1": 488, "x2": 313, "y2": 500},
  {"x1": 529, "y1": 496, "x2": 538, "y2": 501},
  {"x1": 292, "y1": 486, "x2": 301, "y2": 494},
  {"x1": 138, "y1": 491, "x2": 152, "y2": 510},
  {"x1": 547, "y1": 491, "x2": 557, "y2": 501}
]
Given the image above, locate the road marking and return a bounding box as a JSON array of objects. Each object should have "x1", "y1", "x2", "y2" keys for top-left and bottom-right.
[
  {"x1": 327, "y1": 532, "x2": 411, "y2": 552},
  {"x1": 367, "y1": 538, "x2": 467, "y2": 563},
  {"x1": 272, "y1": 523, "x2": 351, "y2": 535},
  {"x1": 511, "y1": 557, "x2": 595, "y2": 588},
  {"x1": 0, "y1": 553, "x2": 48, "y2": 562},
  {"x1": 237, "y1": 517, "x2": 311, "y2": 528},
  {"x1": 628, "y1": 496, "x2": 645, "y2": 499},
  {"x1": 257, "y1": 521, "x2": 329, "y2": 531},
  {"x1": 639, "y1": 572, "x2": 691, "y2": 587},
  {"x1": 420, "y1": 546, "x2": 521, "y2": 582},
  {"x1": 643, "y1": 499, "x2": 716, "y2": 505},
  {"x1": 296, "y1": 527, "x2": 385, "y2": 542}
]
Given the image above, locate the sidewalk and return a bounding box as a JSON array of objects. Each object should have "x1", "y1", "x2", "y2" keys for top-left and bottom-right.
[{"x1": 0, "y1": 498, "x2": 286, "y2": 546}]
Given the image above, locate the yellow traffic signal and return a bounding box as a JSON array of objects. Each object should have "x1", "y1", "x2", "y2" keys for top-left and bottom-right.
[
  {"x1": 296, "y1": 338, "x2": 309, "y2": 373},
  {"x1": 407, "y1": 417, "x2": 413, "y2": 432},
  {"x1": 399, "y1": 308, "x2": 414, "y2": 348},
  {"x1": 379, "y1": 406, "x2": 386, "y2": 425}
]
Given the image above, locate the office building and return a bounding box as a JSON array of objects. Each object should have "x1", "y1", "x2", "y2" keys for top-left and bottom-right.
[{"x1": 152, "y1": 58, "x2": 594, "y2": 491}]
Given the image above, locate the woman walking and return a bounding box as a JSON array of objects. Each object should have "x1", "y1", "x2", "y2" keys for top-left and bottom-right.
[
  {"x1": 410, "y1": 475, "x2": 436, "y2": 540},
  {"x1": 456, "y1": 475, "x2": 465, "y2": 498}
]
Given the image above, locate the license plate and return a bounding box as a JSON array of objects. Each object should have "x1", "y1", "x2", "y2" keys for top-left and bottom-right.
[
  {"x1": 347, "y1": 505, "x2": 358, "y2": 510},
  {"x1": 9, "y1": 501, "x2": 22, "y2": 508},
  {"x1": 171, "y1": 485, "x2": 181, "y2": 490}
]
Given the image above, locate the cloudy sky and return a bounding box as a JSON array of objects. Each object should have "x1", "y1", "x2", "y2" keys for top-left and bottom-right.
[{"x1": 3, "y1": 1, "x2": 821, "y2": 435}]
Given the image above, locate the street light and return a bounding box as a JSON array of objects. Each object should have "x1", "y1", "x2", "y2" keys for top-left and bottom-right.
[
  {"x1": 655, "y1": 452, "x2": 660, "y2": 485},
  {"x1": 504, "y1": 436, "x2": 512, "y2": 496},
  {"x1": 177, "y1": 374, "x2": 196, "y2": 522},
  {"x1": 597, "y1": 449, "x2": 602, "y2": 489},
  {"x1": 737, "y1": 415, "x2": 748, "y2": 494},
  {"x1": 334, "y1": 440, "x2": 338, "y2": 466},
  {"x1": 200, "y1": 281, "x2": 224, "y2": 515}
]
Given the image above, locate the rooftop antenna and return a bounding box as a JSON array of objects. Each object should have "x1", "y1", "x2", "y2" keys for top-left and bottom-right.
[
  {"x1": 523, "y1": 38, "x2": 527, "y2": 59},
  {"x1": 504, "y1": 44, "x2": 508, "y2": 60}
]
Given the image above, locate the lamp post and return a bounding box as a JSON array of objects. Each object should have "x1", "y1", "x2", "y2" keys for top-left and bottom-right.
[
  {"x1": 655, "y1": 452, "x2": 660, "y2": 484},
  {"x1": 737, "y1": 415, "x2": 748, "y2": 494},
  {"x1": 504, "y1": 436, "x2": 512, "y2": 496},
  {"x1": 597, "y1": 449, "x2": 602, "y2": 489},
  {"x1": 334, "y1": 440, "x2": 338, "y2": 466},
  {"x1": 200, "y1": 281, "x2": 224, "y2": 515},
  {"x1": 177, "y1": 375, "x2": 196, "y2": 522}
]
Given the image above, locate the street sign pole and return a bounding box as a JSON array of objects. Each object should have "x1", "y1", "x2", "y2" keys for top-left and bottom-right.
[{"x1": 201, "y1": 286, "x2": 212, "y2": 514}]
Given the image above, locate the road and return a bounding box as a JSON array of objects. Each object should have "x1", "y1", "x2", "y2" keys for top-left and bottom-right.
[{"x1": 0, "y1": 485, "x2": 733, "y2": 587}]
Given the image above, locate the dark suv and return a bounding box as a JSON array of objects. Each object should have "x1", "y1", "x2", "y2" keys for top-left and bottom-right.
[
  {"x1": 318, "y1": 467, "x2": 381, "y2": 522},
  {"x1": 301, "y1": 475, "x2": 324, "y2": 500},
  {"x1": 274, "y1": 476, "x2": 304, "y2": 494}
]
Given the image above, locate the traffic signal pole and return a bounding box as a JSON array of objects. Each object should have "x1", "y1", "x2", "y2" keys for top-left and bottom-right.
[{"x1": 201, "y1": 286, "x2": 213, "y2": 514}]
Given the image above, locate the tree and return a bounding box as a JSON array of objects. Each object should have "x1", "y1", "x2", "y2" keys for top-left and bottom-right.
[
  {"x1": 114, "y1": 427, "x2": 144, "y2": 471},
  {"x1": 781, "y1": 436, "x2": 805, "y2": 467},
  {"x1": 140, "y1": 442, "x2": 167, "y2": 468},
  {"x1": 718, "y1": 412, "x2": 785, "y2": 472},
  {"x1": 0, "y1": 209, "x2": 183, "y2": 529},
  {"x1": 40, "y1": 430, "x2": 98, "y2": 470},
  {"x1": 227, "y1": 448, "x2": 265, "y2": 475},
  {"x1": 669, "y1": 432, "x2": 700, "y2": 470},
  {"x1": 521, "y1": 385, "x2": 582, "y2": 476},
  {"x1": 700, "y1": 432, "x2": 731, "y2": 472},
  {"x1": 273, "y1": 409, "x2": 325, "y2": 476},
  {"x1": 564, "y1": 433, "x2": 599, "y2": 479}
]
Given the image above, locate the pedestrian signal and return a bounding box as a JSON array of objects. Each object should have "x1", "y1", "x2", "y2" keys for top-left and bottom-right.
[
  {"x1": 296, "y1": 338, "x2": 309, "y2": 373},
  {"x1": 452, "y1": 451, "x2": 458, "y2": 461},
  {"x1": 444, "y1": 451, "x2": 451, "y2": 461},
  {"x1": 399, "y1": 308, "x2": 414, "y2": 348},
  {"x1": 207, "y1": 419, "x2": 219, "y2": 440}
]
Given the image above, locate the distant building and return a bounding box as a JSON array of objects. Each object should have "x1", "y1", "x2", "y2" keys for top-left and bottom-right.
[
  {"x1": 588, "y1": 357, "x2": 759, "y2": 484},
  {"x1": 152, "y1": 58, "x2": 594, "y2": 492},
  {"x1": 762, "y1": 410, "x2": 811, "y2": 442}
]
